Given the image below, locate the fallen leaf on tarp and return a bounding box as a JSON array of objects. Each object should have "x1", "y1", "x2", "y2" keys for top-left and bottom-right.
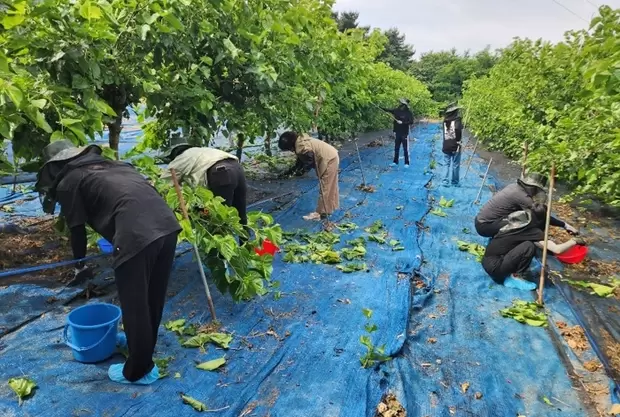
[
  {"x1": 337, "y1": 298, "x2": 351, "y2": 304},
  {"x1": 475, "y1": 392, "x2": 483, "y2": 400},
  {"x1": 430, "y1": 208, "x2": 448, "y2": 217},
  {"x1": 196, "y1": 357, "x2": 226, "y2": 371},
  {"x1": 396, "y1": 206, "x2": 404, "y2": 210},
  {"x1": 8, "y1": 377, "x2": 36, "y2": 405},
  {"x1": 181, "y1": 394, "x2": 208, "y2": 411},
  {"x1": 566, "y1": 280, "x2": 617, "y2": 297},
  {"x1": 358, "y1": 184, "x2": 376, "y2": 193},
  {"x1": 365, "y1": 220, "x2": 384, "y2": 234},
  {"x1": 439, "y1": 196, "x2": 454, "y2": 208},
  {"x1": 584, "y1": 360, "x2": 601, "y2": 372},
  {"x1": 427, "y1": 337, "x2": 437, "y2": 344},
  {"x1": 174, "y1": 372, "x2": 181, "y2": 379},
  {"x1": 461, "y1": 382, "x2": 470, "y2": 393},
  {"x1": 368, "y1": 233, "x2": 387, "y2": 244},
  {"x1": 183, "y1": 332, "x2": 233, "y2": 350},
  {"x1": 337, "y1": 262, "x2": 368, "y2": 273},
  {"x1": 375, "y1": 392, "x2": 406, "y2": 417},
  {"x1": 341, "y1": 245, "x2": 366, "y2": 260},
  {"x1": 154, "y1": 356, "x2": 174, "y2": 379},
  {"x1": 165, "y1": 319, "x2": 186, "y2": 334},
  {"x1": 500, "y1": 300, "x2": 547, "y2": 327},
  {"x1": 336, "y1": 222, "x2": 358, "y2": 232},
  {"x1": 609, "y1": 404, "x2": 620, "y2": 415},
  {"x1": 542, "y1": 396, "x2": 553, "y2": 406},
  {"x1": 456, "y1": 240, "x2": 485, "y2": 262}
]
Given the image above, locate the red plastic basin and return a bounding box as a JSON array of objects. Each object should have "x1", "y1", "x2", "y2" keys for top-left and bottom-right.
[
  {"x1": 255, "y1": 239, "x2": 279, "y2": 256},
  {"x1": 556, "y1": 245, "x2": 588, "y2": 264}
]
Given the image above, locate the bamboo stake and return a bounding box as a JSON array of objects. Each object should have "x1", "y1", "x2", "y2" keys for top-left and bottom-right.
[
  {"x1": 537, "y1": 164, "x2": 556, "y2": 305},
  {"x1": 463, "y1": 138, "x2": 479, "y2": 180},
  {"x1": 474, "y1": 158, "x2": 493, "y2": 205},
  {"x1": 170, "y1": 168, "x2": 217, "y2": 321},
  {"x1": 521, "y1": 142, "x2": 529, "y2": 178}
]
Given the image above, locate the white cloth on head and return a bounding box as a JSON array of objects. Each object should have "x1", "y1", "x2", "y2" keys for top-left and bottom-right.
[{"x1": 160, "y1": 147, "x2": 237, "y2": 188}]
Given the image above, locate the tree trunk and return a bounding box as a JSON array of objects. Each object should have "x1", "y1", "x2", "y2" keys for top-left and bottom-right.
[
  {"x1": 236, "y1": 133, "x2": 245, "y2": 160},
  {"x1": 107, "y1": 113, "x2": 123, "y2": 160},
  {"x1": 264, "y1": 132, "x2": 272, "y2": 156}
]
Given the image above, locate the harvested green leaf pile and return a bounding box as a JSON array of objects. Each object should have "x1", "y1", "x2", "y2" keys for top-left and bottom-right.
[
  {"x1": 456, "y1": 241, "x2": 486, "y2": 262},
  {"x1": 281, "y1": 221, "x2": 402, "y2": 273},
  {"x1": 566, "y1": 278, "x2": 619, "y2": 298},
  {"x1": 500, "y1": 300, "x2": 547, "y2": 327},
  {"x1": 7, "y1": 377, "x2": 36, "y2": 405}
]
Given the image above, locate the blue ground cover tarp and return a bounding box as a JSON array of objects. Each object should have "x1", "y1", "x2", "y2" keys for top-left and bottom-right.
[{"x1": 0, "y1": 123, "x2": 615, "y2": 416}]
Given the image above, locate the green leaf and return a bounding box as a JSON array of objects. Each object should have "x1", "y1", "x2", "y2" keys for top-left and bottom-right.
[
  {"x1": 61, "y1": 118, "x2": 82, "y2": 126},
  {"x1": 430, "y1": 208, "x2": 447, "y2": 217},
  {"x1": 223, "y1": 39, "x2": 239, "y2": 58},
  {"x1": 542, "y1": 396, "x2": 553, "y2": 406},
  {"x1": 362, "y1": 308, "x2": 373, "y2": 319},
  {"x1": 8, "y1": 377, "x2": 36, "y2": 405},
  {"x1": 30, "y1": 99, "x2": 47, "y2": 109},
  {"x1": 79, "y1": 1, "x2": 103, "y2": 20},
  {"x1": 439, "y1": 197, "x2": 454, "y2": 208},
  {"x1": 94, "y1": 100, "x2": 117, "y2": 116},
  {"x1": 337, "y1": 262, "x2": 367, "y2": 273},
  {"x1": 164, "y1": 319, "x2": 186, "y2": 335},
  {"x1": 196, "y1": 357, "x2": 226, "y2": 371},
  {"x1": 140, "y1": 24, "x2": 150, "y2": 41},
  {"x1": 206, "y1": 333, "x2": 233, "y2": 349},
  {"x1": 50, "y1": 131, "x2": 65, "y2": 142},
  {"x1": 68, "y1": 126, "x2": 87, "y2": 143},
  {"x1": 5, "y1": 85, "x2": 23, "y2": 107},
  {"x1": 2, "y1": 15, "x2": 25, "y2": 29},
  {"x1": 181, "y1": 394, "x2": 208, "y2": 412},
  {"x1": 163, "y1": 13, "x2": 184, "y2": 30}
]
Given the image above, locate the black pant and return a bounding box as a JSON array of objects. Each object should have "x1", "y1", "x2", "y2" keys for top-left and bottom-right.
[
  {"x1": 206, "y1": 159, "x2": 247, "y2": 226},
  {"x1": 394, "y1": 132, "x2": 410, "y2": 165},
  {"x1": 475, "y1": 217, "x2": 508, "y2": 238},
  {"x1": 482, "y1": 241, "x2": 537, "y2": 284},
  {"x1": 115, "y1": 232, "x2": 178, "y2": 381}
]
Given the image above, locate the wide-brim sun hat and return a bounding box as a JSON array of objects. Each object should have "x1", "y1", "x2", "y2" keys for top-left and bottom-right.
[
  {"x1": 41, "y1": 140, "x2": 102, "y2": 169},
  {"x1": 161, "y1": 136, "x2": 195, "y2": 163},
  {"x1": 518, "y1": 172, "x2": 548, "y2": 192}
]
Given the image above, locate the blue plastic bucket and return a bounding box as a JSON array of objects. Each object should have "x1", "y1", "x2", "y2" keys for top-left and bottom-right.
[
  {"x1": 97, "y1": 238, "x2": 114, "y2": 254},
  {"x1": 63, "y1": 303, "x2": 121, "y2": 363}
]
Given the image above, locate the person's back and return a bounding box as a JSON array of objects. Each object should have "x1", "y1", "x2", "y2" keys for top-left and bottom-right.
[
  {"x1": 476, "y1": 183, "x2": 531, "y2": 224},
  {"x1": 295, "y1": 135, "x2": 338, "y2": 171},
  {"x1": 57, "y1": 159, "x2": 179, "y2": 267},
  {"x1": 165, "y1": 147, "x2": 237, "y2": 188}
]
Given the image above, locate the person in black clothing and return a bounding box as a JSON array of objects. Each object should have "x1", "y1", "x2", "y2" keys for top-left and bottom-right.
[
  {"x1": 482, "y1": 203, "x2": 586, "y2": 291},
  {"x1": 380, "y1": 98, "x2": 414, "y2": 167},
  {"x1": 442, "y1": 104, "x2": 463, "y2": 186},
  {"x1": 35, "y1": 140, "x2": 181, "y2": 385}
]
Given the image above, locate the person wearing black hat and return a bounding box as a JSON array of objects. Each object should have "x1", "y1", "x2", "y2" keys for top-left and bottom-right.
[
  {"x1": 379, "y1": 98, "x2": 414, "y2": 167},
  {"x1": 160, "y1": 137, "x2": 247, "y2": 227},
  {"x1": 474, "y1": 172, "x2": 579, "y2": 238},
  {"x1": 441, "y1": 104, "x2": 463, "y2": 186},
  {"x1": 482, "y1": 203, "x2": 586, "y2": 291},
  {"x1": 35, "y1": 140, "x2": 181, "y2": 385}
]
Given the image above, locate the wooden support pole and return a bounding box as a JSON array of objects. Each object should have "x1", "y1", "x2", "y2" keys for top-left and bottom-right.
[
  {"x1": 474, "y1": 158, "x2": 493, "y2": 205},
  {"x1": 463, "y1": 139, "x2": 479, "y2": 180},
  {"x1": 170, "y1": 168, "x2": 217, "y2": 321},
  {"x1": 537, "y1": 163, "x2": 556, "y2": 305},
  {"x1": 354, "y1": 139, "x2": 366, "y2": 186},
  {"x1": 521, "y1": 142, "x2": 529, "y2": 178}
]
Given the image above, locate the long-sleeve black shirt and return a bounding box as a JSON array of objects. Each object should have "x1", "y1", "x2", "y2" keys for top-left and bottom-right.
[{"x1": 382, "y1": 106, "x2": 414, "y2": 136}]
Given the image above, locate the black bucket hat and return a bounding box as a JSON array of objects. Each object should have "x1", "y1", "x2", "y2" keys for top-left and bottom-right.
[{"x1": 161, "y1": 136, "x2": 194, "y2": 163}]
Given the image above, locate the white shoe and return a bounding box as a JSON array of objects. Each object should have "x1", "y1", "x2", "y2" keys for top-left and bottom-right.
[{"x1": 303, "y1": 212, "x2": 321, "y2": 221}]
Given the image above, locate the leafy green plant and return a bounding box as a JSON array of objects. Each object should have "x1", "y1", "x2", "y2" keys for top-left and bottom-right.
[
  {"x1": 364, "y1": 220, "x2": 384, "y2": 234},
  {"x1": 341, "y1": 245, "x2": 366, "y2": 260},
  {"x1": 456, "y1": 240, "x2": 486, "y2": 262},
  {"x1": 499, "y1": 300, "x2": 547, "y2": 327},
  {"x1": 7, "y1": 377, "x2": 36, "y2": 405},
  {"x1": 368, "y1": 233, "x2": 388, "y2": 244},
  {"x1": 389, "y1": 240, "x2": 405, "y2": 251},
  {"x1": 429, "y1": 159, "x2": 436, "y2": 170},
  {"x1": 360, "y1": 308, "x2": 391, "y2": 368},
  {"x1": 183, "y1": 332, "x2": 233, "y2": 351},
  {"x1": 336, "y1": 222, "x2": 358, "y2": 232}
]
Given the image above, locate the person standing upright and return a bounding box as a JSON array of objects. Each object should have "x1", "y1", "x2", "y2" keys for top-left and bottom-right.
[
  {"x1": 380, "y1": 98, "x2": 414, "y2": 167},
  {"x1": 442, "y1": 104, "x2": 463, "y2": 186}
]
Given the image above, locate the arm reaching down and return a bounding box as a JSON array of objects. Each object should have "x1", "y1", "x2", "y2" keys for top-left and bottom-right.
[
  {"x1": 535, "y1": 237, "x2": 585, "y2": 254},
  {"x1": 70, "y1": 225, "x2": 87, "y2": 266}
]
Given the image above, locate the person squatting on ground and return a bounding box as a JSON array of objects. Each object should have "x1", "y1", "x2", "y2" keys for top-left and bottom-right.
[
  {"x1": 474, "y1": 172, "x2": 579, "y2": 238},
  {"x1": 160, "y1": 137, "x2": 248, "y2": 227},
  {"x1": 279, "y1": 131, "x2": 340, "y2": 221},
  {"x1": 441, "y1": 104, "x2": 463, "y2": 187},
  {"x1": 380, "y1": 98, "x2": 414, "y2": 167},
  {"x1": 35, "y1": 140, "x2": 181, "y2": 385},
  {"x1": 481, "y1": 203, "x2": 586, "y2": 291}
]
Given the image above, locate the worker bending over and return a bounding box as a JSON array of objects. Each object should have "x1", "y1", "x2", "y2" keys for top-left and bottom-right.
[
  {"x1": 482, "y1": 203, "x2": 586, "y2": 291},
  {"x1": 279, "y1": 131, "x2": 339, "y2": 221},
  {"x1": 35, "y1": 140, "x2": 180, "y2": 385},
  {"x1": 380, "y1": 98, "x2": 414, "y2": 167},
  {"x1": 160, "y1": 138, "x2": 247, "y2": 227},
  {"x1": 475, "y1": 172, "x2": 578, "y2": 238}
]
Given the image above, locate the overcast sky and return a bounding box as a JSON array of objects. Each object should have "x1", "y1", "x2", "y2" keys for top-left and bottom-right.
[{"x1": 333, "y1": 0, "x2": 620, "y2": 55}]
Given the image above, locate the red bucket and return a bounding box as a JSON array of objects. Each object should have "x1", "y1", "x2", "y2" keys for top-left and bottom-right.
[
  {"x1": 255, "y1": 239, "x2": 279, "y2": 256},
  {"x1": 556, "y1": 245, "x2": 588, "y2": 264}
]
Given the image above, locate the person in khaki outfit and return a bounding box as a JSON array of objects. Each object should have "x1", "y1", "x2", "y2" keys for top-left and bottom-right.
[{"x1": 279, "y1": 131, "x2": 340, "y2": 221}]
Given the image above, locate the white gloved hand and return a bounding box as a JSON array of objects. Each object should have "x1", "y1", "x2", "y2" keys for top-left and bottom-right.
[
  {"x1": 396, "y1": 120, "x2": 403, "y2": 124},
  {"x1": 73, "y1": 265, "x2": 93, "y2": 281},
  {"x1": 564, "y1": 222, "x2": 579, "y2": 235}
]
